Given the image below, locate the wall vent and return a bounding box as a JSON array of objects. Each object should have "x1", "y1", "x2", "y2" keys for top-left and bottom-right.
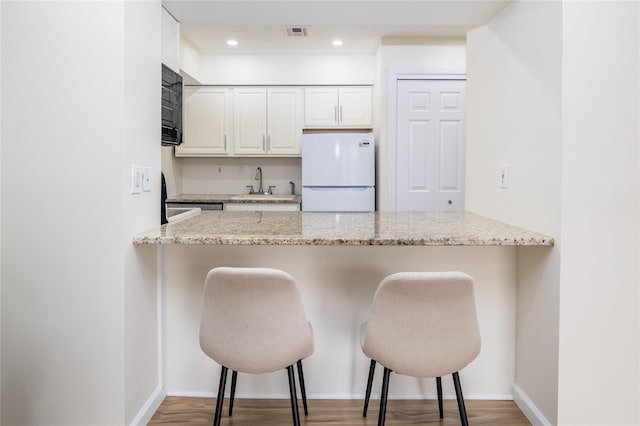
[{"x1": 284, "y1": 27, "x2": 310, "y2": 37}]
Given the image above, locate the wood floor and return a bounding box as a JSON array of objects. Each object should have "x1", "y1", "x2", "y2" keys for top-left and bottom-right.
[{"x1": 149, "y1": 397, "x2": 531, "y2": 425}]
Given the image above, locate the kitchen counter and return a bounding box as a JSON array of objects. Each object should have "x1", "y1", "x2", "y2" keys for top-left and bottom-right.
[
  {"x1": 133, "y1": 210, "x2": 553, "y2": 246},
  {"x1": 166, "y1": 193, "x2": 302, "y2": 204}
]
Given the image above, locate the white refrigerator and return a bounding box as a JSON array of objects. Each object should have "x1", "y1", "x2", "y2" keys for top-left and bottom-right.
[{"x1": 302, "y1": 131, "x2": 375, "y2": 211}]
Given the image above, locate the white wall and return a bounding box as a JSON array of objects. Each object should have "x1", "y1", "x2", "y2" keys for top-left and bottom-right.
[
  {"x1": 559, "y1": 2, "x2": 639, "y2": 424},
  {"x1": 200, "y1": 52, "x2": 374, "y2": 85},
  {"x1": 180, "y1": 36, "x2": 204, "y2": 83},
  {"x1": 162, "y1": 146, "x2": 184, "y2": 196},
  {"x1": 1, "y1": 2, "x2": 161, "y2": 424},
  {"x1": 123, "y1": 2, "x2": 163, "y2": 424},
  {"x1": 375, "y1": 41, "x2": 466, "y2": 210},
  {"x1": 466, "y1": 2, "x2": 562, "y2": 423}
]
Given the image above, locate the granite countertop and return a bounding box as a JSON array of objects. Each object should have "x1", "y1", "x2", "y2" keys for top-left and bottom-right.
[
  {"x1": 133, "y1": 210, "x2": 554, "y2": 246},
  {"x1": 166, "y1": 193, "x2": 301, "y2": 204}
]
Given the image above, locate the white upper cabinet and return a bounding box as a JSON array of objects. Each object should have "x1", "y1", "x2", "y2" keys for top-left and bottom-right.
[
  {"x1": 233, "y1": 88, "x2": 267, "y2": 154},
  {"x1": 267, "y1": 88, "x2": 303, "y2": 155},
  {"x1": 304, "y1": 88, "x2": 339, "y2": 126},
  {"x1": 304, "y1": 86, "x2": 372, "y2": 128},
  {"x1": 234, "y1": 87, "x2": 303, "y2": 156},
  {"x1": 338, "y1": 87, "x2": 373, "y2": 127},
  {"x1": 179, "y1": 85, "x2": 373, "y2": 157},
  {"x1": 176, "y1": 87, "x2": 231, "y2": 157}
]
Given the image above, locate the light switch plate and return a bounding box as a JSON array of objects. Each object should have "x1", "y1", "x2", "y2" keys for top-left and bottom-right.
[
  {"x1": 142, "y1": 167, "x2": 152, "y2": 192},
  {"x1": 131, "y1": 165, "x2": 143, "y2": 194}
]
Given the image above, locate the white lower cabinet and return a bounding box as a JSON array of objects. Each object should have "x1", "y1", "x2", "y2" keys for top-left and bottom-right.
[{"x1": 224, "y1": 203, "x2": 300, "y2": 211}]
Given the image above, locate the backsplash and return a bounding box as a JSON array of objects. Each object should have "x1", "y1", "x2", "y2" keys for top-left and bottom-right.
[{"x1": 176, "y1": 156, "x2": 301, "y2": 196}]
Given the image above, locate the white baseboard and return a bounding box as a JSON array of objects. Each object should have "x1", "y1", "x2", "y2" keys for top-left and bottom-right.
[
  {"x1": 168, "y1": 391, "x2": 294, "y2": 399},
  {"x1": 168, "y1": 390, "x2": 220, "y2": 398},
  {"x1": 129, "y1": 385, "x2": 166, "y2": 426},
  {"x1": 166, "y1": 391, "x2": 513, "y2": 400},
  {"x1": 511, "y1": 384, "x2": 551, "y2": 426}
]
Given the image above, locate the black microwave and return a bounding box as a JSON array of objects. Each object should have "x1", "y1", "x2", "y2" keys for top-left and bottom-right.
[{"x1": 161, "y1": 64, "x2": 183, "y2": 146}]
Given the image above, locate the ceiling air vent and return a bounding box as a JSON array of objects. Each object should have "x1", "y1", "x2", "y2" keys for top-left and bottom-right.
[{"x1": 284, "y1": 27, "x2": 310, "y2": 37}]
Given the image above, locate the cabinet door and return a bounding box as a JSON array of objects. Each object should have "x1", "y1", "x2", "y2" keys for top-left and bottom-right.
[
  {"x1": 267, "y1": 88, "x2": 303, "y2": 155},
  {"x1": 234, "y1": 88, "x2": 267, "y2": 154},
  {"x1": 176, "y1": 87, "x2": 231, "y2": 156},
  {"x1": 338, "y1": 87, "x2": 372, "y2": 127},
  {"x1": 304, "y1": 88, "x2": 338, "y2": 127}
]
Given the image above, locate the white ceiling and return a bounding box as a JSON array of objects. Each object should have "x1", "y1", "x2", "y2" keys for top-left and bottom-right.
[{"x1": 163, "y1": 0, "x2": 511, "y2": 53}]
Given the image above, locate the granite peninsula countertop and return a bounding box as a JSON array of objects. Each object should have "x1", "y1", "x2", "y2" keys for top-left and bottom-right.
[
  {"x1": 166, "y1": 193, "x2": 301, "y2": 204},
  {"x1": 133, "y1": 211, "x2": 554, "y2": 246}
]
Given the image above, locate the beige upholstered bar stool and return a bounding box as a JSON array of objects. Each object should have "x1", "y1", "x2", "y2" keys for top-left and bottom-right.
[
  {"x1": 199, "y1": 267, "x2": 314, "y2": 426},
  {"x1": 361, "y1": 271, "x2": 481, "y2": 426}
]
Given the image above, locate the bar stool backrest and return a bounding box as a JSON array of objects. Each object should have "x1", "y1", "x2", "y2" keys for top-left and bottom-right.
[
  {"x1": 362, "y1": 271, "x2": 481, "y2": 378},
  {"x1": 199, "y1": 267, "x2": 314, "y2": 374}
]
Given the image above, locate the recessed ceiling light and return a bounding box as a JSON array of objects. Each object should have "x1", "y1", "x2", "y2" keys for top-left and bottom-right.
[
  {"x1": 226, "y1": 39, "x2": 238, "y2": 47},
  {"x1": 332, "y1": 39, "x2": 344, "y2": 47}
]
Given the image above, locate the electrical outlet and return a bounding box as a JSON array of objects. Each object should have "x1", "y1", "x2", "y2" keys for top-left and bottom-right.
[
  {"x1": 500, "y1": 164, "x2": 510, "y2": 188},
  {"x1": 131, "y1": 165, "x2": 143, "y2": 194},
  {"x1": 216, "y1": 165, "x2": 223, "y2": 176},
  {"x1": 238, "y1": 165, "x2": 245, "y2": 176}
]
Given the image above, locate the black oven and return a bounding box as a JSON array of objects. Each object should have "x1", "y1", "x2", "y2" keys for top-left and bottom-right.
[{"x1": 161, "y1": 64, "x2": 183, "y2": 146}]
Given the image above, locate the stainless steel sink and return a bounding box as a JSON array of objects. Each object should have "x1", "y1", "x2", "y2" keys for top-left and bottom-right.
[{"x1": 231, "y1": 194, "x2": 296, "y2": 201}]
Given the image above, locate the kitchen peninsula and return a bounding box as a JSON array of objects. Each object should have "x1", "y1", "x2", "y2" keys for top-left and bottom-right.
[
  {"x1": 134, "y1": 210, "x2": 552, "y2": 246},
  {"x1": 134, "y1": 211, "x2": 552, "y2": 402}
]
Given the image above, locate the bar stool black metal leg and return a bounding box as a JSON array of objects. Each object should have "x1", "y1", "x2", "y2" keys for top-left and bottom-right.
[
  {"x1": 363, "y1": 359, "x2": 376, "y2": 417},
  {"x1": 287, "y1": 365, "x2": 301, "y2": 426},
  {"x1": 296, "y1": 359, "x2": 309, "y2": 416},
  {"x1": 452, "y1": 372, "x2": 469, "y2": 426},
  {"x1": 229, "y1": 370, "x2": 238, "y2": 416},
  {"x1": 213, "y1": 366, "x2": 228, "y2": 426},
  {"x1": 436, "y1": 376, "x2": 443, "y2": 419},
  {"x1": 378, "y1": 367, "x2": 391, "y2": 426}
]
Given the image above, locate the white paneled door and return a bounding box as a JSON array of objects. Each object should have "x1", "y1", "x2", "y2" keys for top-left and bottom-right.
[{"x1": 396, "y1": 79, "x2": 466, "y2": 211}]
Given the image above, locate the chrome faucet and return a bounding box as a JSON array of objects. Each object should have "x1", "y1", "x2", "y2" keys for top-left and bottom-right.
[{"x1": 255, "y1": 167, "x2": 264, "y2": 194}]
